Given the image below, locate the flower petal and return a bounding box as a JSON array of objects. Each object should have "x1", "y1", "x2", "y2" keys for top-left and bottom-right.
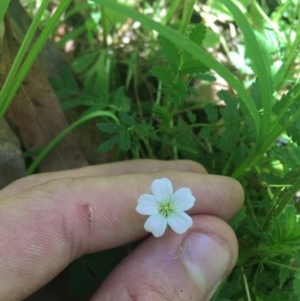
[
  {"x1": 136, "y1": 194, "x2": 159, "y2": 215},
  {"x1": 144, "y1": 214, "x2": 168, "y2": 237},
  {"x1": 172, "y1": 187, "x2": 196, "y2": 211},
  {"x1": 151, "y1": 178, "x2": 173, "y2": 200},
  {"x1": 167, "y1": 211, "x2": 193, "y2": 234}
]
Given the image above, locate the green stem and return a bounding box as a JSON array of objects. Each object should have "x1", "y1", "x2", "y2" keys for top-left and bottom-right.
[
  {"x1": 262, "y1": 186, "x2": 287, "y2": 229},
  {"x1": 249, "y1": 0, "x2": 284, "y2": 40},
  {"x1": 241, "y1": 268, "x2": 252, "y2": 301},
  {"x1": 26, "y1": 111, "x2": 119, "y2": 174},
  {"x1": 272, "y1": 177, "x2": 300, "y2": 217},
  {"x1": 264, "y1": 261, "x2": 300, "y2": 273},
  {"x1": 162, "y1": 0, "x2": 181, "y2": 25},
  {"x1": 179, "y1": 0, "x2": 196, "y2": 34},
  {"x1": 155, "y1": 81, "x2": 162, "y2": 105}
]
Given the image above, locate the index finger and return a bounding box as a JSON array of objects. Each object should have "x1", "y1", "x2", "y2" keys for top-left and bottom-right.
[{"x1": 0, "y1": 159, "x2": 207, "y2": 198}]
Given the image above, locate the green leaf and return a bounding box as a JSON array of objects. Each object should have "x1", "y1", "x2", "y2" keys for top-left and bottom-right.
[
  {"x1": 112, "y1": 87, "x2": 131, "y2": 112},
  {"x1": 120, "y1": 111, "x2": 135, "y2": 126},
  {"x1": 293, "y1": 272, "x2": 300, "y2": 299},
  {"x1": 49, "y1": 65, "x2": 80, "y2": 100},
  {"x1": 186, "y1": 111, "x2": 196, "y2": 124},
  {"x1": 72, "y1": 51, "x2": 99, "y2": 74},
  {"x1": 134, "y1": 121, "x2": 154, "y2": 138},
  {"x1": 98, "y1": 135, "x2": 120, "y2": 153},
  {"x1": 152, "y1": 104, "x2": 171, "y2": 125},
  {"x1": 218, "y1": 90, "x2": 239, "y2": 121},
  {"x1": 97, "y1": 123, "x2": 120, "y2": 133},
  {"x1": 150, "y1": 66, "x2": 174, "y2": 84},
  {"x1": 119, "y1": 130, "x2": 131, "y2": 151},
  {"x1": 273, "y1": 84, "x2": 300, "y2": 144},
  {"x1": 158, "y1": 36, "x2": 180, "y2": 71},
  {"x1": 188, "y1": 23, "x2": 206, "y2": 46},
  {"x1": 286, "y1": 119, "x2": 300, "y2": 146},
  {"x1": 179, "y1": 60, "x2": 209, "y2": 76},
  {"x1": 204, "y1": 103, "x2": 219, "y2": 123},
  {"x1": 270, "y1": 145, "x2": 300, "y2": 170},
  {"x1": 82, "y1": 50, "x2": 113, "y2": 101},
  {"x1": 164, "y1": 78, "x2": 187, "y2": 106},
  {"x1": 150, "y1": 66, "x2": 187, "y2": 106}
]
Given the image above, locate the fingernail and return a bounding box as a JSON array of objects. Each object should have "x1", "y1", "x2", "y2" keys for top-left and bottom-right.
[{"x1": 180, "y1": 233, "x2": 232, "y2": 300}]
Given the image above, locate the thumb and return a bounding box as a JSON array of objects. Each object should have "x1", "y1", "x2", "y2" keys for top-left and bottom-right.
[{"x1": 91, "y1": 215, "x2": 238, "y2": 301}]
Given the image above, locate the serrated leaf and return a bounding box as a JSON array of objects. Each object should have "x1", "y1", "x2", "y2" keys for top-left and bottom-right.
[
  {"x1": 186, "y1": 110, "x2": 196, "y2": 123},
  {"x1": 119, "y1": 130, "x2": 131, "y2": 151},
  {"x1": 204, "y1": 103, "x2": 218, "y2": 123},
  {"x1": 188, "y1": 23, "x2": 206, "y2": 46},
  {"x1": 152, "y1": 104, "x2": 171, "y2": 125},
  {"x1": 164, "y1": 78, "x2": 187, "y2": 106},
  {"x1": 150, "y1": 66, "x2": 174, "y2": 85},
  {"x1": 120, "y1": 111, "x2": 135, "y2": 126},
  {"x1": 113, "y1": 87, "x2": 131, "y2": 111},
  {"x1": 286, "y1": 119, "x2": 300, "y2": 145},
  {"x1": 158, "y1": 35, "x2": 180, "y2": 71},
  {"x1": 270, "y1": 204, "x2": 300, "y2": 243},
  {"x1": 49, "y1": 66, "x2": 80, "y2": 100},
  {"x1": 279, "y1": 268, "x2": 291, "y2": 287},
  {"x1": 270, "y1": 145, "x2": 300, "y2": 169},
  {"x1": 273, "y1": 84, "x2": 300, "y2": 144},
  {"x1": 284, "y1": 205, "x2": 299, "y2": 239},
  {"x1": 218, "y1": 90, "x2": 239, "y2": 121},
  {"x1": 97, "y1": 123, "x2": 120, "y2": 133},
  {"x1": 219, "y1": 125, "x2": 240, "y2": 152},
  {"x1": 179, "y1": 60, "x2": 209, "y2": 75},
  {"x1": 293, "y1": 272, "x2": 300, "y2": 298},
  {"x1": 98, "y1": 135, "x2": 120, "y2": 153},
  {"x1": 134, "y1": 122, "x2": 153, "y2": 138}
]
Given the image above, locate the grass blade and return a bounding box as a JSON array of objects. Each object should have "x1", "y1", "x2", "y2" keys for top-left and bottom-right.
[
  {"x1": 223, "y1": 0, "x2": 273, "y2": 140},
  {"x1": 0, "y1": 0, "x2": 10, "y2": 25}
]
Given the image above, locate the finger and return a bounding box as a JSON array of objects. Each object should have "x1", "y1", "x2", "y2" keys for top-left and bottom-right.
[
  {"x1": 0, "y1": 159, "x2": 206, "y2": 198},
  {"x1": 91, "y1": 215, "x2": 238, "y2": 301},
  {"x1": 0, "y1": 172, "x2": 243, "y2": 300}
]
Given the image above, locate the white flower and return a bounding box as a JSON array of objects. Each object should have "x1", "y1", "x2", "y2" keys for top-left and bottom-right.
[{"x1": 136, "y1": 178, "x2": 196, "y2": 237}]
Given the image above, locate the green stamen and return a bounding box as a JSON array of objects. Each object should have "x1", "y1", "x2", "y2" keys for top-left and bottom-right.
[{"x1": 159, "y1": 200, "x2": 174, "y2": 217}]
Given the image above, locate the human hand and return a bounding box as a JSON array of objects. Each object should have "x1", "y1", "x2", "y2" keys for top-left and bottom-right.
[{"x1": 0, "y1": 160, "x2": 243, "y2": 301}]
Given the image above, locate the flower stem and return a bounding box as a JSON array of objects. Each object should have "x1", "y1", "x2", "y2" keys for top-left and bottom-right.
[{"x1": 26, "y1": 111, "x2": 119, "y2": 174}]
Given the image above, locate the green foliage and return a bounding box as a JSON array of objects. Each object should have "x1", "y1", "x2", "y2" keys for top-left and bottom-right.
[
  {"x1": 2, "y1": 0, "x2": 300, "y2": 300},
  {"x1": 273, "y1": 84, "x2": 300, "y2": 144}
]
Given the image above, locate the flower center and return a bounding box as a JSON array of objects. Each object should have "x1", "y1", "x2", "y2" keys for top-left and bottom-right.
[{"x1": 159, "y1": 200, "x2": 174, "y2": 217}]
